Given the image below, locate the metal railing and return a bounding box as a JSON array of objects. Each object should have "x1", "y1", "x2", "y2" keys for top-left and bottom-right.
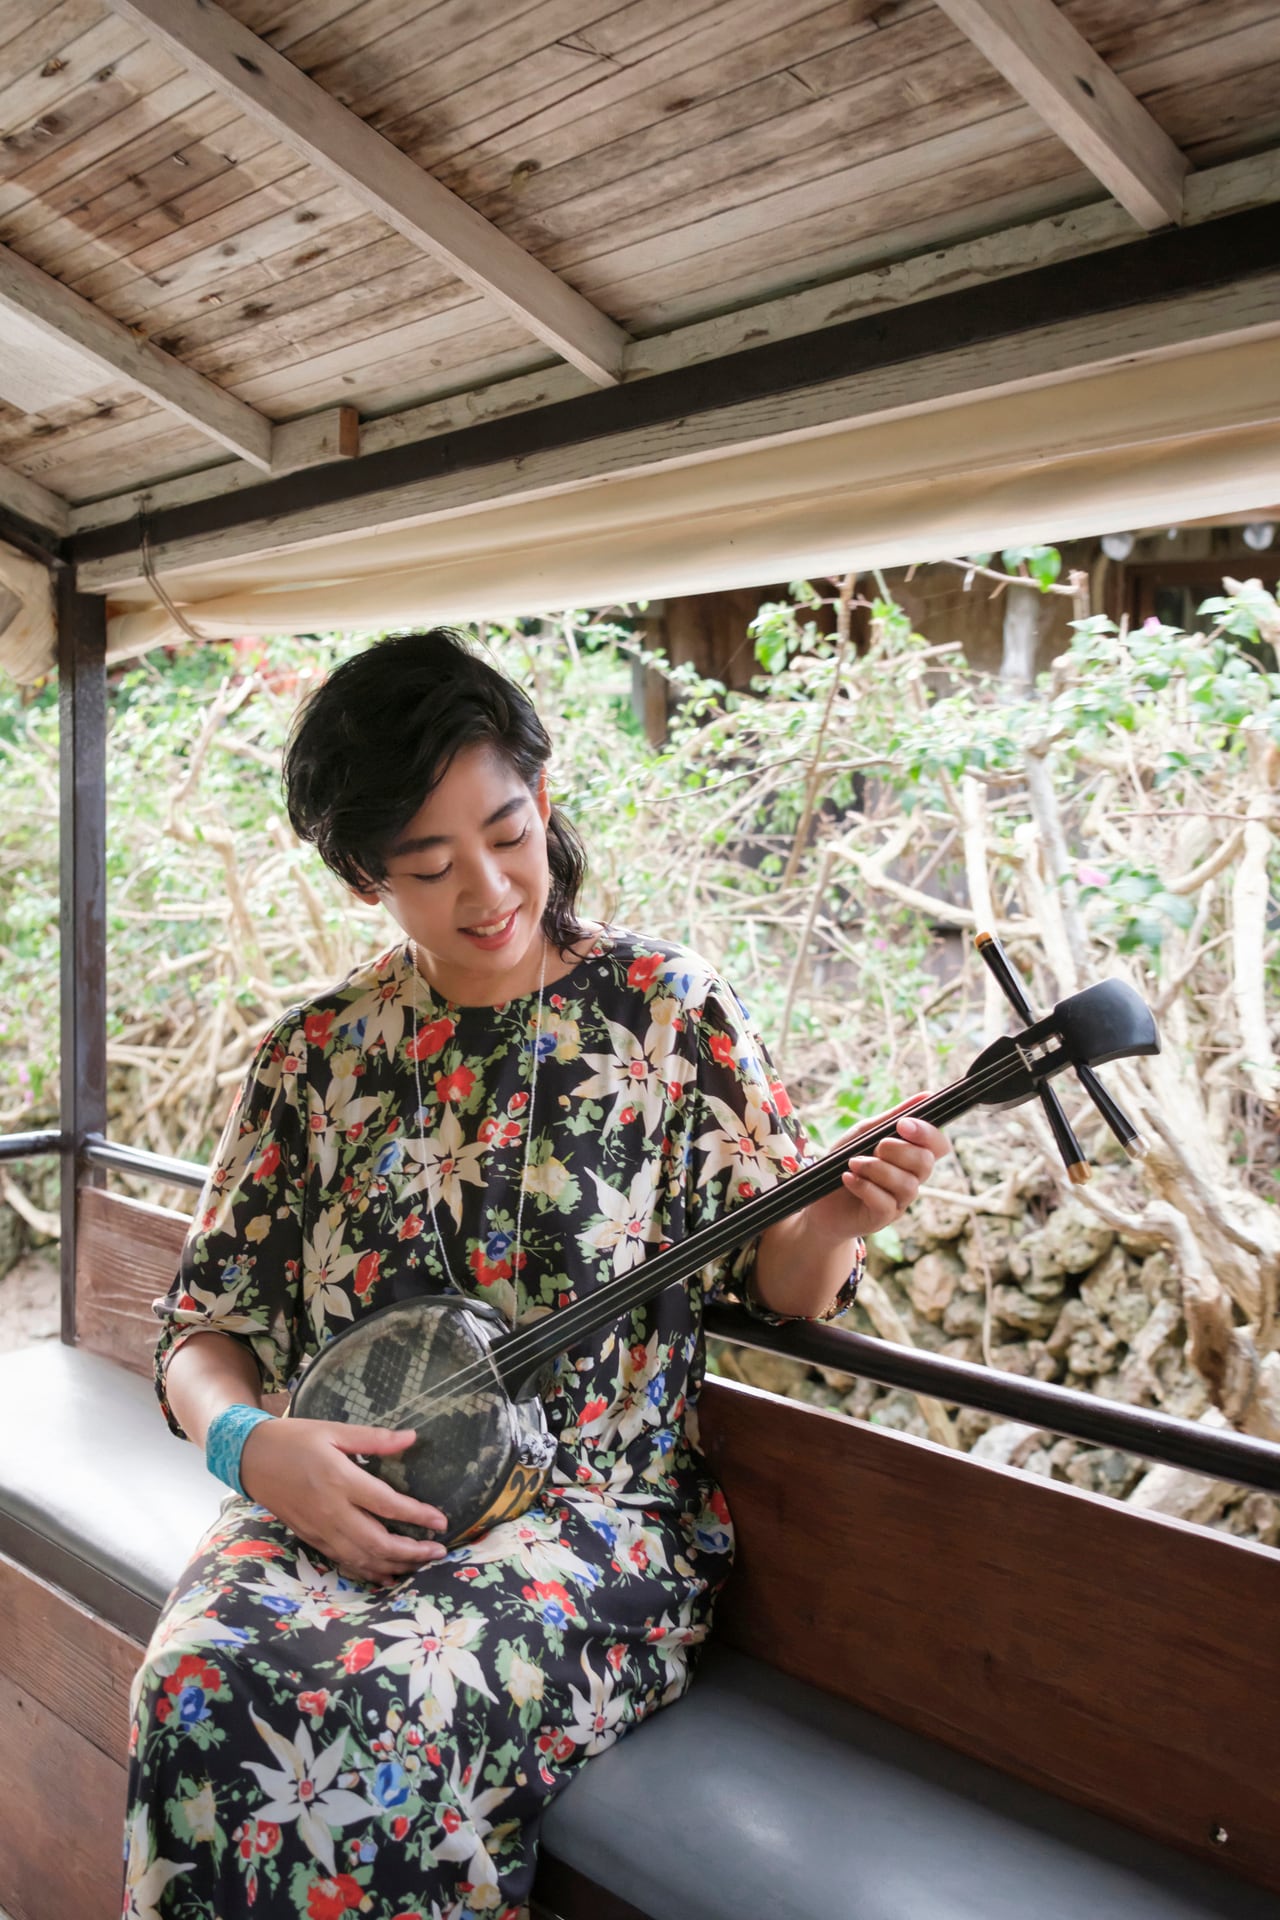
[{"x1": 5, "y1": 1127, "x2": 1280, "y2": 1495}]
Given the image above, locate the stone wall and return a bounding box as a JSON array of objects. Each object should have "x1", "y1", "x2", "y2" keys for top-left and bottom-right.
[{"x1": 714, "y1": 1131, "x2": 1279, "y2": 1546}]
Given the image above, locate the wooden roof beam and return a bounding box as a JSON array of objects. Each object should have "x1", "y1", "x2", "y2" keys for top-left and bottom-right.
[
  {"x1": 0, "y1": 243, "x2": 274, "y2": 471},
  {"x1": 931, "y1": 0, "x2": 1189, "y2": 229},
  {"x1": 102, "y1": 0, "x2": 630, "y2": 388},
  {"x1": 0, "y1": 460, "x2": 69, "y2": 540}
]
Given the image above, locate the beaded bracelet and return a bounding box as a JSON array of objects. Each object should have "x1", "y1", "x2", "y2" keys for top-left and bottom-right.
[{"x1": 206, "y1": 1404, "x2": 275, "y2": 1497}]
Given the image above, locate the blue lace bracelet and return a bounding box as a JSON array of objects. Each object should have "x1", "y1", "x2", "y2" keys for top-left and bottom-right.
[{"x1": 206, "y1": 1404, "x2": 274, "y2": 1496}]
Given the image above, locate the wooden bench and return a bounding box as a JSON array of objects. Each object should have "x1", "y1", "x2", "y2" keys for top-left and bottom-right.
[{"x1": 1, "y1": 1187, "x2": 1279, "y2": 1920}]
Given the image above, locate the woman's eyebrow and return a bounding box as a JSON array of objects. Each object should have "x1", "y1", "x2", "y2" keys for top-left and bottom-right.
[{"x1": 389, "y1": 793, "x2": 528, "y2": 857}]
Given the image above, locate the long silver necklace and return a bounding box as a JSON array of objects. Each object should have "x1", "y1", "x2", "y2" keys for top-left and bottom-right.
[{"x1": 408, "y1": 937, "x2": 548, "y2": 1295}]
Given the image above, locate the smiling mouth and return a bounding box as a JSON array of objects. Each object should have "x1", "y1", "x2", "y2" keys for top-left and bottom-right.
[{"x1": 461, "y1": 909, "x2": 518, "y2": 937}]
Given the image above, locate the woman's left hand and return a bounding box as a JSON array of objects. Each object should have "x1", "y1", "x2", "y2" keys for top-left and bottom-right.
[{"x1": 810, "y1": 1113, "x2": 951, "y2": 1242}]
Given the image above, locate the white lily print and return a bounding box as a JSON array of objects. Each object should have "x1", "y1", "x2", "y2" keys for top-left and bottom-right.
[
  {"x1": 338, "y1": 962, "x2": 412, "y2": 1058},
  {"x1": 454, "y1": 1509, "x2": 600, "y2": 1592},
  {"x1": 563, "y1": 1647, "x2": 630, "y2": 1755},
  {"x1": 402, "y1": 1101, "x2": 487, "y2": 1228},
  {"x1": 433, "y1": 1740, "x2": 514, "y2": 1908},
  {"x1": 122, "y1": 1807, "x2": 192, "y2": 1920},
  {"x1": 580, "y1": 1161, "x2": 665, "y2": 1275},
  {"x1": 305, "y1": 1075, "x2": 381, "y2": 1188},
  {"x1": 241, "y1": 1710, "x2": 370, "y2": 1875},
  {"x1": 365, "y1": 1598, "x2": 496, "y2": 1724},
  {"x1": 169, "y1": 1268, "x2": 274, "y2": 1342},
  {"x1": 572, "y1": 1014, "x2": 693, "y2": 1134},
  {"x1": 241, "y1": 1547, "x2": 368, "y2": 1633},
  {"x1": 693, "y1": 1088, "x2": 796, "y2": 1195},
  {"x1": 302, "y1": 1204, "x2": 358, "y2": 1334}
]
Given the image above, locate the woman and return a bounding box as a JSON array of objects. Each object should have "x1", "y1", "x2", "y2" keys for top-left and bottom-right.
[{"x1": 124, "y1": 629, "x2": 946, "y2": 1918}]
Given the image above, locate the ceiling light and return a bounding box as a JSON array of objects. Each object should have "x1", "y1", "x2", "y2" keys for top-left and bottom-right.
[{"x1": 1100, "y1": 532, "x2": 1135, "y2": 561}]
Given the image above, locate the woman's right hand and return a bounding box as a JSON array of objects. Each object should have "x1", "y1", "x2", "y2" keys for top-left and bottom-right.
[{"x1": 239, "y1": 1417, "x2": 450, "y2": 1582}]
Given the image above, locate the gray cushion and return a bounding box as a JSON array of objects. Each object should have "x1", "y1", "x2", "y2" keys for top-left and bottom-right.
[
  {"x1": 0, "y1": 1342, "x2": 224, "y2": 1637},
  {"x1": 0, "y1": 1344, "x2": 1269, "y2": 1918},
  {"x1": 544, "y1": 1647, "x2": 1275, "y2": 1919}
]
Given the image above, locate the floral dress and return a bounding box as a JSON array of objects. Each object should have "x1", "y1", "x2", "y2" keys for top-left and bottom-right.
[{"x1": 125, "y1": 927, "x2": 860, "y2": 1920}]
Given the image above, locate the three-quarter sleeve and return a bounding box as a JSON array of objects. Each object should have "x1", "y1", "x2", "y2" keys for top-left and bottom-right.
[
  {"x1": 683, "y1": 976, "x2": 862, "y2": 1324},
  {"x1": 153, "y1": 1014, "x2": 309, "y2": 1437}
]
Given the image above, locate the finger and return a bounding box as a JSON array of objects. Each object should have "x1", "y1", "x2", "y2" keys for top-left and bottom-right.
[
  {"x1": 896, "y1": 1115, "x2": 951, "y2": 1158},
  {"x1": 348, "y1": 1514, "x2": 449, "y2": 1569},
  {"x1": 341, "y1": 1459, "x2": 449, "y2": 1535},
  {"x1": 322, "y1": 1423, "x2": 418, "y2": 1455},
  {"x1": 870, "y1": 1136, "x2": 939, "y2": 1181},
  {"x1": 846, "y1": 1154, "x2": 920, "y2": 1200}
]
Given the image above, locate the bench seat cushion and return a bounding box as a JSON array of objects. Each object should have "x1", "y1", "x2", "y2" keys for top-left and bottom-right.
[
  {"x1": 0, "y1": 1343, "x2": 1270, "y2": 1919},
  {"x1": 544, "y1": 1646, "x2": 1276, "y2": 1919},
  {"x1": 0, "y1": 1342, "x2": 224, "y2": 1638}
]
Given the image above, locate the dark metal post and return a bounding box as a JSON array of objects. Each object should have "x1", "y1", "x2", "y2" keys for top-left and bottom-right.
[{"x1": 57, "y1": 572, "x2": 108, "y2": 1345}]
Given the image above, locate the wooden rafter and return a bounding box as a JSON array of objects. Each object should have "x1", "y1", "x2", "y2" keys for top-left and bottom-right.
[
  {"x1": 931, "y1": 0, "x2": 1189, "y2": 229},
  {"x1": 0, "y1": 459, "x2": 70, "y2": 540},
  {"x1": 0, "y1": 243, "x2": 274, "y2": 471},
  {"x1": 101, "y1": 0, "x2": 630, "y2": 388}
]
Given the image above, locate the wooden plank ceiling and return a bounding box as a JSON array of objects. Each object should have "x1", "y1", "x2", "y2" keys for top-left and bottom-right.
[{"x1": 0, "y1": 0, "x2": 1277, "y2": 519}]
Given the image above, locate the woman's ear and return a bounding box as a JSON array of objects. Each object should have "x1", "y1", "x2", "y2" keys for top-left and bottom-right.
[
  {"x1": 535, "y1": 767, "x2": 552, "y2": 825},
  {"x1": 349, "y1": 871, "x2": 382, "y2": 907}
]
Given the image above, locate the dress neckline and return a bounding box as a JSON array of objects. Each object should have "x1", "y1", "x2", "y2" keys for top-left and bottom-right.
[{"x1": 400, "y1": 926, "x2": 613, "y2": 1015}]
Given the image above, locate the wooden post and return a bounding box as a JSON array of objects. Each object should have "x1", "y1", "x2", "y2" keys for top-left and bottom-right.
[{"x1": 57, "y1": 574, "x2": 107, "y2": 1345}]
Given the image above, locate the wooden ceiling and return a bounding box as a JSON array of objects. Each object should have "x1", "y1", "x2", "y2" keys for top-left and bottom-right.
[{"x1": 0, "y1": 0, "x2": 1278, "y2": 541}]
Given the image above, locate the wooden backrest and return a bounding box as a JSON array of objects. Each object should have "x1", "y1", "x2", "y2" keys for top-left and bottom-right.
[
  {"x1": 74, "y1": 1187, "x2": 190, "y2": 1375},
  {"x1": 75, "y1": 1190, "x2": 1280, "y2": 1892}
]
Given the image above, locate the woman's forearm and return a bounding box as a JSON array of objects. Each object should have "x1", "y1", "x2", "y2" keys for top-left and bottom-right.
[
  {"x1": 753, "y1": 1212, "x2": 857, "y2": 1319},
  {"x1": 164, "y1": 1331, "x2": 264, "y2": 1448}
]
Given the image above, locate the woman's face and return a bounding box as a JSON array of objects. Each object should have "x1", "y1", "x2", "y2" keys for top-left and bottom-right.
[{"x1": 356, "y1": 742, "x2": 555, "y2": 1004}]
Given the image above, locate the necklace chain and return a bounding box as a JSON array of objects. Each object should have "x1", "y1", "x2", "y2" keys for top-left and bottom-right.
[{"x1": 408, "y1": 938, "x2": 548, "y2": 1297}]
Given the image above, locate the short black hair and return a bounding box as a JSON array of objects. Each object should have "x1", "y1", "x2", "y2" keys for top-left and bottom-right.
[{"x1": 283, "y1": 628, "x2": 587, "y2": 950}]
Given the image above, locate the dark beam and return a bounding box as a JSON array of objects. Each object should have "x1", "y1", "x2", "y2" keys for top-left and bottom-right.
[
  {"x1": 57, "y1": 573, "x2": 107, "y2": 1344},
  {"x1": 73, "y1": 204, "x2": 1280, "y2": 570},
  {"x1": 0, "y1": 504, "x2": 66, "y2": 568}
]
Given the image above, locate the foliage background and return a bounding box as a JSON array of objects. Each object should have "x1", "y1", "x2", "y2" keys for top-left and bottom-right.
[{"x1": 2, "y1": 574, "x2": 1279, "y2": 1527}]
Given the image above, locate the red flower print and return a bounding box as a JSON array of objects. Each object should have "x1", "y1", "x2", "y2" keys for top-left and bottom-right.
[
  {"x1": 709, "y1": 1033, "x2": 735, "y2": 1066},
  {"x1": 709, "y1": 1488, "x2": 731, "y2": 1524},
  {"x1": 619, "y1": 1106, "x2": 636, "y2": 1125},
  {"x1": 782, "y1": 1154, "x2": 799, "y2": 1175},
  {"x1": 398, "y1": 1214, "x2": 423, "y2": 1241},
  {"x1": 306, "y1": 1875, "x2": 364, "y2": 1920},
  {"x1": 251, "y1": 1143, "x2": 281, "y2": 1183},
  {"x1": 354, "y1": 1251, "x2": 381, "y2": 1297},
  {"x1": 738, "y1": 1179, "x2": 755, "y2": 1198},
  {"x1": 283, "y1": 1055, "x2": 299, "y2": 1073},
  {"x1": 667, "y1": 1082, "x2": 684, "y2": 1103},
  {"x1": 177, "y1": 1292, "x2": 197, "y2": 1312},
  {"x1": 554, "y1": 1733, "x2": 576, "y2": 1761},
  {"x1": 629, "y1": 1343, "x2": 649, "y2": 1370},
  {"x1": 607, "y1": 1643, "x2": 625, "y2": 1672},
  {"x1": 341, "y1": 1638, "x2": 375, "y2": 1674},
  {"x1": 427, "y1": 1744, "x2": 442, "y2": 1765},
  {"x1": 297, "y1": 1691, "x2": 329, "y2": 1717},
  {"x1": 256, "y1": 1822, "x2": 281, "y2": 1855},
  {"x1": 390, "y1": 1822, "x2": 411, "y2": 1844},
  {"x1": 551, "y1": 994, "x2": 564, "y2": 1009},
  {"x1": 222, "y1": 1540, "x2": 284, "y2": 1561},
  {"x1": 304, "y1": 1011, "x2": 334, "y2": 1047},
  {"x1": 478, "y1": 1116, "x2": 500, "y2": 1145},
  {"x1": 435, "y1": 1065, "x2": 475, "y2": 1103},
  {"x1": 156, "y1": 1697, "x2": 172, "y2": 1723},
  {"x1": 769, "y1": 1077, "x2": 793, "y2": 1117},
  {"x1": 580, "y1": 1395, "x2": 608, "y2": 1426},
  {"x1": 407, "y1": 1015, "x2": 454, "y2": 1062},
  {"x1": 627, "y1": 953, "x2": 663, "y2": 989},
  {"x1": 508, "y1": 1090, "x2": 529, "y2": 1113},
  {"x1": 441, "y1": 1808, "x2": 461, "y2": 1835}
]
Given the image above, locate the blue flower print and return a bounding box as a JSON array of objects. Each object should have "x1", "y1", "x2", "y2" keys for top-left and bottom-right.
[
  {"x1": 373, "y1": 1761, "x2": 409, "y2": 1808},
  {"x1": 374, "y1": 1141, "x2": 403, "y2": 1175},
  {"x1": 178, "y1": 1684, "x2": 210, "y2": 1726}
]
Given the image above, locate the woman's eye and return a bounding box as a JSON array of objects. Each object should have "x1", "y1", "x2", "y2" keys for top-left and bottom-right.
[
  {"x1": 495, "y1": 826, "x2": 530, "y2": 849},
  {"x1": 414, "y1": 869, "x2": 449, "y2": 884}
]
